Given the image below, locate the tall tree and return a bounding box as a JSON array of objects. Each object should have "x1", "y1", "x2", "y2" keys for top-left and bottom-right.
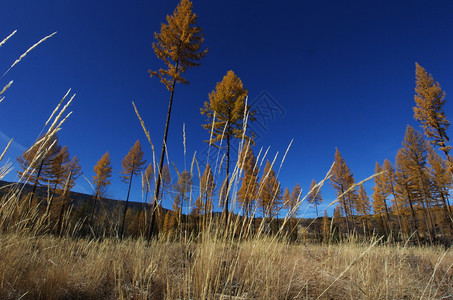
[
  {"x1": 356, "y1": 184, "x2": 371, "y2": 236},
  {"x1": 237, "y1": 143, "x2": 259, "y2": 219},
  {"x1": 195, "y1": 163, "x2": 215, "y2": 216},
  {"x1": 120, "y1": 140, "x2": 146, "y2": 237},
  {"x1": 92, "y1": 152, "x2": 113, "y2": 226},
  {"x1": 201, "y1": 70, "x2": 254, "y2": 219},
  {"x1": 399, "y1": 125, "x2": 436, "y2": 243},
  {"x1": 372, "y1": 162, "x2": 391, "y2": 235},
  {"x1": 381, "y1": 159, "x2": 404, "y2": 238},
  {"x1": 413, "y1": 63, "x2": 451, "y2": 162},
  {"x1": 143, "y1": 162, "x2": 154, "y2": 204},
  {"x1": 426, "y1": 146, "x2": 453, "y2": 229},
  {"x1": 307, "y1": 179, "x2": 323, "y2": 217},
  {"x1": 257, "y1": 160, "x2": 282, "y2": 219},
  {"x1": 55, "y1": 155, "x2": 82, "y2": 236},
  {"x1": 17, "y1": 135, "x2": 61, "y2": 207},
  {"x1": 148, "y1": 0, "x2": 207, "y2": 237},
  {"x1": 173, "y1": 170, "x2": 192, "y2": 231},
  {"x1": 330, "y1": 148, "x2": 356, "y2": 234}
]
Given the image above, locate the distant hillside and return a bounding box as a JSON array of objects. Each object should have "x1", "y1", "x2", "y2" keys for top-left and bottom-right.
[{"x1": 0, "y1": 180, "x2": 152, "y2": 212}]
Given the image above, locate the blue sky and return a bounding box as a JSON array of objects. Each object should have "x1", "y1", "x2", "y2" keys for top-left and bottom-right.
[{"x1": 1, "y1": 0, "x2": 453, "y2": 217}]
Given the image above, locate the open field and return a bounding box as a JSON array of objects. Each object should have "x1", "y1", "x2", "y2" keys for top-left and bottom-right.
[{"x1": 1, "y1": 231, "x2": 452, "y2": 299}]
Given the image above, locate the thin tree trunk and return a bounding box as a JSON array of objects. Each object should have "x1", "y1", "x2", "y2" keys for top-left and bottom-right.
[
  {"x1": 29, "y1": 160, "x2": 44, "y2": 208},
  {"x1": 120, "y1": 170, "x2": 134, "y2": 238},
  {"x1": 149, "y1": 63, "x2": 179, "y2": 240}
]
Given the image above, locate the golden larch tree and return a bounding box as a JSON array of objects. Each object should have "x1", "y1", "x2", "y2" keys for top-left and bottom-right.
[
  {"x1": 148, "y1": 0, "x2": 207, "y2": 237},
  {"x1": 257, "y1": 160, "x2": 282, "y2": 219},
  {"x1": 201, "y1": 70, "x2": 254, "y2": 218},
  {"x1": 120, "y1": 140, "x2": 146, "y2": 237},
  {"x1": 195, "y1": 163, "x2": 215, "y2": 216},
  {"x1": 143, "y1": 162, "x2": 154, "y2": 204},
  {"x1": 356, "y1": 184, "x2": 371, "y2": 236},
  {"x1": 17, "y1": 135, "x2": 61, "y2": 207},
  {"x1": 92, "y1": 152, "x2": 113, "y2": 225},
  {"x1": 55, "y1": 155, "x2": 82, "y2": 236},
  {"x1": 307, "y1": 179, "x2": 323, "y2": 217},
  {"x1": 237, "y1": 142, "x2": 259, "y2": 219},
  {"x1": 330, "y1": 148, "x2": 356, "y2": 234},
  {"x1": 413, "y1": 63, "x2": 451, "y2": 161}
]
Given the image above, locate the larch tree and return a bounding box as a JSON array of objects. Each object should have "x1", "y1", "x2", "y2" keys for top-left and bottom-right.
[
  {"x1": 55, "y1": 155, "x2": 82, "y2": 236},
  {"x1": 289, "y1": 183, "x2": 302, "y2": 217},
  {"x1": 92, "y1": 152, "x2": 113, "y2": 226},
  {"x1": 17, "y1": 135, "x2": 61, "y2": 207},
  {"x1": 426, "y1": 146, "x2": 453, "y2": 229},
  {"x1": 120, "y1": 140, "x2": 146, "y2": 238},
  {"x1": 201, "y1": 70, "x2": 255, "y2": 219},
  {"x1": 173, "y1": 170, "x2": 193, "y2": 226},
  {"x1": 257, "y1": 160, "x2": 282, "y2": 219},
  {"x1": 381, "y1": 159, "x2": 404, "y2": 237},
  {"x1": 399, "y1": 126, "x2": 436, "y2": 243},
  {"x1": 330, "y1": 148, "x2": 356, "y2": 234},
  {"x1": 356, "y1": 184, "x2": 371, "y2": 236},
  {"x1": 307, "y1": 179, "x2": 323, "y2": 217},
  {"x1": 237, "y1": 142, "x2": 259, "y2": 219},
  {"x1": 143, "y1": 162, "x2": 154, "y2": 204},
  {"x1": 148, "y1": 0, "x2": 207, "y2": 237},
  {"x1": 413, "y1": 63, "x2": 451, "y2": 162},
  {"x1": 196, "y1": 163, "x2": 215, "y2": 216},
  {"x1": 372, "y1": 162, "x2": 391, "y2": 235},
  {"x1": 395, "y1": 149, "x2": 421, "y2": 242}
]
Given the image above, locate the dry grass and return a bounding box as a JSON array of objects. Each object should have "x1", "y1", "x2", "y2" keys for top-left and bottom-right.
[{"x1": 0, "y1": 228, "x2": 452, "y2": 299}]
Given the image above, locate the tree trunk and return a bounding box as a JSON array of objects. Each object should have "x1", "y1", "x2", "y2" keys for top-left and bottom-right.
[
  {"x1": 149, "y1": 63, "x2": 179, "y2": 240},
  {"x1": 120, "y1": 170, "x2": 134, "y2": 238}
]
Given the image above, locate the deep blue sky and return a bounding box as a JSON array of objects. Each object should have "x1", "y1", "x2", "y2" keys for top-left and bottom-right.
[{"x1": 1, "y1": 0, "x2": 453, "y2": 217}]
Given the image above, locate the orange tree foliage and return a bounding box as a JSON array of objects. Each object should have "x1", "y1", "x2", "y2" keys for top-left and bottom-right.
[
  {"x1": 237, "y1": 143, "x2": 259, "y2": 218},
  {"x1": 257, "y1": 160, "x2": 281, "y2": 219},
  {"x1": 120, "y1": 140, "x2": 146, "y2": 237},
  {"x1": 330, "y1": 148, "x2": 356, "y2": 234},
  {"x1": 307, "y1": 179, "x2": 322, "y2": 217},
  {"x1": 148, "y1": 0, "x2": 207, "y2": 237},
  {"x1": 201, "y1": 70, "x2": 254, "y2": 217},
  {"x1": 413, "y1": 63, "x2": 451, "y2": 158}
]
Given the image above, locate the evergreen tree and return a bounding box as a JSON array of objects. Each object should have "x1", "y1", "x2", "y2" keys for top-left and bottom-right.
[
  {"x1": 201, "y1": 70, "x2": 255, "y2": 219},
  {"x1": 149, "y1": 0, "x2": 207, "y2": 237},
  {"x1": 120, "y1": 140, "x2": 146, "y2": 237}
]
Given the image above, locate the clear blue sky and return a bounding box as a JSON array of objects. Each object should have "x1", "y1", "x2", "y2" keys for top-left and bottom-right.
[{"x1": 1, "y1": 0, "x2": 453, "y2": 217}]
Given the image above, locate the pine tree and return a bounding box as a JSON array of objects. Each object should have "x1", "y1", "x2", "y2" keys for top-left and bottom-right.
[
  {"x1": 149, "y1": 0, "x2": 207, "y2": 237},
  {"x1": 201, "y1": 70, "x2": 255, "y2": 219},
  {"x1": 91, "y1": 152, "x2": 112, "y2": 227},
  {"x1": 307, "y1": 179, "x2": 323, "y2": 217},
  {"x1": 120, "y1": 140, "x2": 146, "y2": 237},
  {"x1": 330, "y1": 148, "x2": 356, "y2": 234},
  {"x1": 413, "y1": 63, "x2": 451, "y2": 161},
  {"x1": 237, "y1": 143, "x2": 259, "y2": 219}
]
